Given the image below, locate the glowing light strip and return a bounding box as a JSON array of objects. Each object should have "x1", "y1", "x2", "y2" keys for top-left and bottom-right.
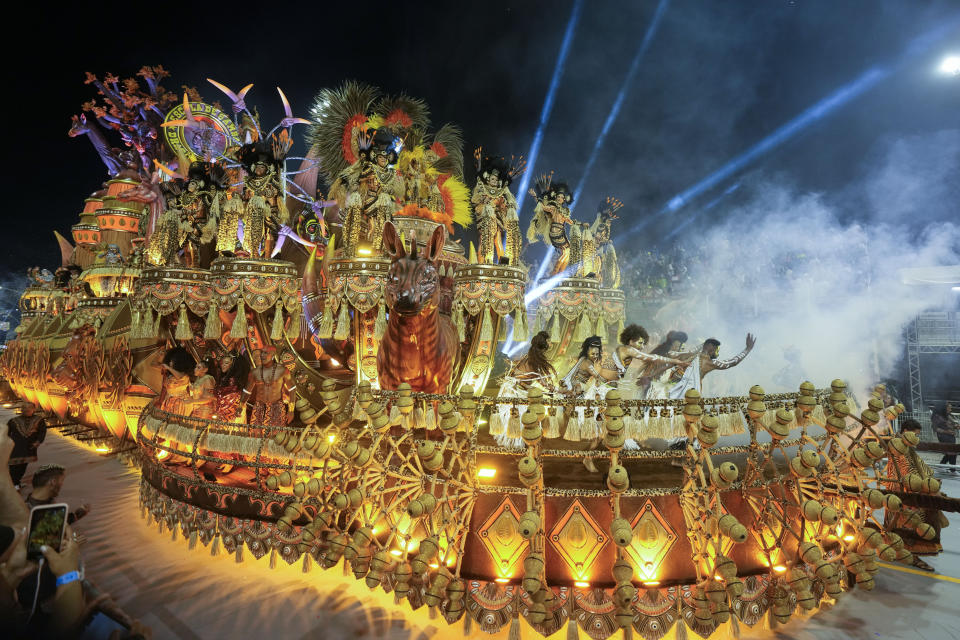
[
  {"x1": 573, "y1": 0, "x2": 671, "y2": 205},
  {"x1": 514, "y1": 0, "x2": 584, "y2": 215},
  {"x1": 622, "y1": 14, "x2": 960, "y2": 241}
]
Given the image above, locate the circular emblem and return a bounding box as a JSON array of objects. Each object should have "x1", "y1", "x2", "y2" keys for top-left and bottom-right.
[{"x1": 163, "y1": 102, "x2": 240, "y2": 161}]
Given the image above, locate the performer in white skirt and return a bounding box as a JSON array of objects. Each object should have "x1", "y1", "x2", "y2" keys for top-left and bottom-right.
[
  {"x1": 491, "y1": 331, "x2": 560, "y2": 447},
  {"x1": 559, "y1": 336, "x2": 620, "y2": 472},
  {"x1": 605, "y1": 324, "x2": 688, "y2": 442}
]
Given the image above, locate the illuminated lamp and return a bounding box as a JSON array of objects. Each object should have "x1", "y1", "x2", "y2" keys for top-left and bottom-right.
[
  {"x1": 477, "y1": 467, "x2": 497, "y2": 479},
  {"x1": 95, "y1": 447, "x2": 111, "y2": 453},
  {"x1": 773, "y1": 565, "x2": 787, "y2": 574},
  {"x1": 494, "y1": 577, "x2": 511, "y2": 584},
  {"x1": 574, "y1": 581, "x2": 590, "y2": 588},
  {"x1": 642, "y1": 580, "x2": 660, "y2": 586},
  {"x1": 356, "y1": 246, "x2": 373, "y2": 256}
]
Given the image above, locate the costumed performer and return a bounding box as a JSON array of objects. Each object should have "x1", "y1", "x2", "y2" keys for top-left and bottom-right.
[
  {"x1": 491, "y1": 331, "x2": 560, "y2": 447},
  {"x1": 559, "y1": 336, "x2": 620, "y2": 472},
  {"x1": 526, "y1": 174, "x2": 574, "y2": 278},
  {"x1": 243, "y1": 345, "x2": 295, "y2": 430},
  {"x1": 472, "y1": 154, "x2": 522, "y2": 265},
  {"x1": 606, "y1": 324, "x2": 687, "y2": 442}
]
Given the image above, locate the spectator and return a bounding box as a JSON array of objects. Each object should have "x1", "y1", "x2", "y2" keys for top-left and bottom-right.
[
  {"x1": 932, "y1": 402, "x2": 958, "y2": 468},
  {"x1": 26, "y1": 465, "x2": 90, "y2": 525},
  {"x1": 6, "y1": 402, "x2": 47, "y2": 488}
]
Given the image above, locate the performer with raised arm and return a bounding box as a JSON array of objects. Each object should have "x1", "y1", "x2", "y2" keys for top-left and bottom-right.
[
  {"x1": 491, "y1": 331, "x2": 559, "y2": 447},
  {"x1": 648, "y1": 333, "x2": 756, "y2": 401},
  {"x1": 559, "y1": 336, "x2": 620, "y2": 472},
  {"x1": 526, "y1": 174, "x2": 575, "y2": 278}
]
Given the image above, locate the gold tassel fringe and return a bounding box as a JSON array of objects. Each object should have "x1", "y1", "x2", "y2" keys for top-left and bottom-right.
[
  {"x1": 204, "y1": 305, "x2": 221, "y2": 340},
  {"x1": 230, "y1": 300, "x2": 248, "y2": 340},
  {"x1": 318, "y1": 303, "x2": 334, "y2": 339},
  {"x1": 175, "y1": 304, "x2": 193, "y2": 341},
  {"x1": 270, "y1": 302, "x2": 285, "y2": 341},
  {"x1": 479, "y1": 307, "x2": 492, "y2": 343},
  {"x1": 374, "y1": 303, "x2": 387, "y2": 340},
  {"x1": 334, "y1": 301, "x2": 351, "y2": 340}
]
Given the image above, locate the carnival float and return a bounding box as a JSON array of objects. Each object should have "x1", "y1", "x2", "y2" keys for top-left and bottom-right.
[{"x1": 1, "y1": 66, "x2": 950, "y2": 639}]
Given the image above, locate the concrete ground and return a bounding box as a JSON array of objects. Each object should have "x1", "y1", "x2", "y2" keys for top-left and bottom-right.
[{"x1": 8, "y1": 411, "x2": 960, "y2": 640}]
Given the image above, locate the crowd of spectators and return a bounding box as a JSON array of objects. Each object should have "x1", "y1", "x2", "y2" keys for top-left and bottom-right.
[{"x1": 1, "y1": 403, "x2": 151, "y2": 639}]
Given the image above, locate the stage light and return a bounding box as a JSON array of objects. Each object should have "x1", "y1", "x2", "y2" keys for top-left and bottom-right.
[
  {"x1": 643, "y1": 580, "x2": 661, "y2": 586},
  {"x1": 356, "y1": 247, "x2": 372, "y2": 256},
  {"x1": 940, "y1": 55, "x2": 960, "y2": 75},
  {"x1": 390, "y1": 549, "x2": 402, "y2": 557},
  {"x1": 328, "y1": 434, "x2": 336, "y2": 443},
  {"x1": 477, "y1": 467, "x2": 497, "y2": 479},
  {"x1": 952, "y1": 286, "x2": 960, "y2": 292},
  {"x1": 95, "y1": 446, "x2": 111, "y2": 453},
  {"x1": 773, "y1": 565, "x2": 787, "y2": 573},
  {"x1": 329, "y1": 358, "x2": 340, "y2": 367},
  {"x1": 495, "y1": 577, "x2": 511, "y2": 583},
  {"x1": 843, "y1": 534, "x2": 856, "y2": 542},
  {"x1": 514, "y1": 0, "x2": 584, "y2": 214},
  {"x1": 574, "y1": 581, "x2": 590, "y2": 588},
  {"x1": 622, "y1": 14, "x2": 960, "y2": 241},
  {"x1": 573, "y1": 0, "x2": 671, "y2": 204}
]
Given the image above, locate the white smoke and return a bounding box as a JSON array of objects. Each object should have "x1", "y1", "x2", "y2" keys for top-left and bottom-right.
[{"x1": 652, "y1": 129, "x2": 960, "y2": 400}]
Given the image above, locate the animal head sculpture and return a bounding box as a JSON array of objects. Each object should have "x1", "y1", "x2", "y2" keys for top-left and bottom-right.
[{"x1": 382, "y1": 221, "x2": 445, "y2": 317}]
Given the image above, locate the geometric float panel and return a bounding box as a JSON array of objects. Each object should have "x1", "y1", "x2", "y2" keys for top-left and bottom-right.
[
  {"x1": 549, "y1": 499, "x2": 608, "y2": 581},
  {"x1": 625, "y1": 499, "x2": 677, "y2": 581},
  {"x1": 477, "y1": 497, "x2": 529, "y2": 579}
]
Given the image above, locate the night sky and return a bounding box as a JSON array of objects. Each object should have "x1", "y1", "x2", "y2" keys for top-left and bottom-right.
[{"x1": 6, "y1": 0, "x2": 959, "y2": 278}]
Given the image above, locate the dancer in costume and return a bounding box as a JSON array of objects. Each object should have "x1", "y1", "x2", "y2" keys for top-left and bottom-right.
[
  {"x1": 153, "y1": 346, "x2": 195, "y2": 416},
  {"x1": 559, "y1": 336, "x2": 620, "y2": 472},
  {"x1": 648, "y1": 334, "x2": 756, "y2": 401},
  {"x1": 148, "y1": 346, "x2": 195, "y2": 464},
  {"x1": 334, "y1": 129, "x2": 405, "y2": 256},
  {"x1": 590, "y1": 197, "x2": 621, "y2": 288},
  {"x1": 187, "y1": 358, "x2": 217, "y2": 419},
  {"x1": 637, "y1": 330, "x2": 689, "y2": 399},
  {"x1": 472, "y1": 153, "x2": 523, "y2": 265},
  {"x1": 243, "y1": 345, "x2": 295, "y2": 429},
  {"x1": 526, "y1": 174, "x2": 575, "y2": 278},
  {"x1": 210, "y1": 352, "x2": 249, "y2": 474},
  {"x1": 214, "y1": 352, "x2": 248, "y2": 423},
  {"x1": 218, "y1": 141, "x2": 289, "y2": 257},
  {"x1": 491, "y1": 331, "x2": 560, "y2": 446}
]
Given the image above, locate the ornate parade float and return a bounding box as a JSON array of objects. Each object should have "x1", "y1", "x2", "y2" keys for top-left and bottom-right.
[{"x1": 1, "y1": 67, "x2": 950, "y2": 639}]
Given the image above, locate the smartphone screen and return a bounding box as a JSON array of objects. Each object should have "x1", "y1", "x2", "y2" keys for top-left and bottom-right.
[{"x1": 27, "y1": 503, "x2": 68, "y2": 560}]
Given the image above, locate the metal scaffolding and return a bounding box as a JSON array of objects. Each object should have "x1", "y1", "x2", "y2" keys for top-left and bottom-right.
[{"x1": 905, "y1": 311, "x2": 960, "y2": 439}]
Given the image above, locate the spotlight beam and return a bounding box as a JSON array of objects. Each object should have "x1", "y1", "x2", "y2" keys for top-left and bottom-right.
[
  {"x1": 622, "y1": 14, "x2": 960, "y2": 242},
  {"x1": 514, "y1": 0, "x2": 584, "y2": 215},
  {"x1": 514, "y1": 0, "x2": 669, "y2": 353},
  {"x1": 573, "y1": 0, "x2": 671, "y2": 205}
]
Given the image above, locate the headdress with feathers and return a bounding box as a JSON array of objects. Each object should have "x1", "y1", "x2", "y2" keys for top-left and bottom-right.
[
  {"x1": 474, "y1": 148, "x2": 526, "y2": 187},
  {"x1": 305, "y1": 81, "x2": 380, "y2": 183},
  {"x1": 598, "y1": 196, "x2": 623, "y2": 219}
]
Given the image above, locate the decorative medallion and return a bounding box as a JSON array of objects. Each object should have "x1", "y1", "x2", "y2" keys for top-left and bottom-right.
[
  {"x1": 625, "y1": 500, "x2": 677, "y2": 582},
  {"x1": 549, "y1": 499, "x2": 608, "y2": 581},
  {"x1": 477, "y1": 497, "x2": 528, "y2": 579},
  {"x1": 163, "y1": 101, "x2": 240, "y2": 161}
]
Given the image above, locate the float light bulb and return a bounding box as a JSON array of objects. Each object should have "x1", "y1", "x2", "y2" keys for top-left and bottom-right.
[
  {"x1": 495, "y1": 577, "x2": 511, "y2": 583},
  {"x1": 773, "y1": 565, "x2": 787, "y2": 573},
  {"x1": 574, "y1": 581, "x2": 590, "y2": 588},
  {"x1": 477, "y1": 467, "x2": 497, "y2": 479},
  {"x1": 940, "y1": 55, "x2": 960, "y2": 76}
]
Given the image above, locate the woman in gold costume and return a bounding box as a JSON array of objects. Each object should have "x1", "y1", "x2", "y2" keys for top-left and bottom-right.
[
  {"x1": 526, "y1": 175, "x2": 575, "y2": 278},
  {"x1": 590, "y1": 197, "x2": 622, "y2": 287},
  {"x1": 217, "y1": 142, "x2": 289, "y2": 257},
  {"x1": 491, "y1": 331, "x2": 560, "y2": 446},
  {"x1": 332, "y1": 129, "x2": 404, "y2": 256},
  {"x1": 472, "y1": 154, "x2": 522, "y2": 265},
  {"x1": 187, "y1": 358, "x2": 216, "y2": 419}
]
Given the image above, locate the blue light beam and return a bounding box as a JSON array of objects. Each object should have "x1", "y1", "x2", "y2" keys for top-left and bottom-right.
[
  {"x1": 623, "y1": 14, "x2": 960, "y2": 241},
  {"x1": 514, "y1": 0, "x2": 584, "y2": 215},
  {"x1": 573, "y1": 0, "x2": 671, "y2": 205}
]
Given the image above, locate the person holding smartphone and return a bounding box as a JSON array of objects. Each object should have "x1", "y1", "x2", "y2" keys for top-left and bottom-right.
[{"x1": 25, "y1": 465, "x2": 90, "y2": 525}]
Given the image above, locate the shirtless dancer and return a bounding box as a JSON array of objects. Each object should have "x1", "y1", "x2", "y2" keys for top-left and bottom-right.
[{"x1": 243, "y1": 345, "x2": 296, "y2": 428}]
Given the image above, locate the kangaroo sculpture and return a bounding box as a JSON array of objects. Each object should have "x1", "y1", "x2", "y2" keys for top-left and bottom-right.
[{"x1": 377, "y1": 221, "x2": 459, "y2": 393}]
